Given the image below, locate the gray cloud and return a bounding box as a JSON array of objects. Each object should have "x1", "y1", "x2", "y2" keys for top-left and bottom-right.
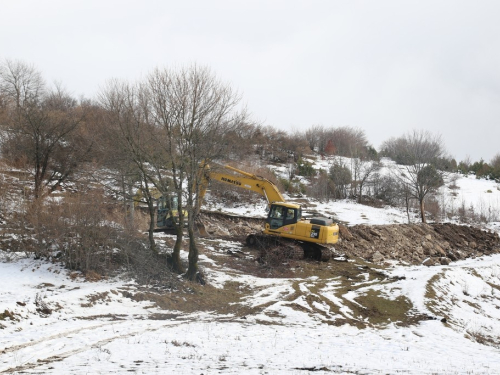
[{"x1": 1, "y1": 0, "x2": 499, "y2": 162}]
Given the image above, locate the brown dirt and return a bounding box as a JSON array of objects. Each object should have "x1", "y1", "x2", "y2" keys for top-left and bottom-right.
[
  {"x1": 198, "y1": 211, "x2": 500, "y2": 266},
  {"x1": 336, "y1": 223, "x2": 500, "y2": 265}
]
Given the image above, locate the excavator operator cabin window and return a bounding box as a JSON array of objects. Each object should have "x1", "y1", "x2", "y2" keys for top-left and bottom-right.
[
  {"x1": 158, "y1": 196, "x2": 167, "y2": 210},
  {"x1": 268, "y1": 205, "x2": 285, "y2": 229},
  {"x1": 270, "y1": 205, "x2": 283, "y2": 218},
  {"x1": 283, "y1": 207, "x2": 298, "y2": 226},
  {"x1": 171, "y1": 196, "x2": 178, "y2": 210}
]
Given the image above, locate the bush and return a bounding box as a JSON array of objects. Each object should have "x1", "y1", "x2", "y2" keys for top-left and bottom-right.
[
  {"x1": 470, "y1": 159, "x2": 492, "y2": 178},
  {"x1": 373, "y1": 175, "x2": 400, "y2": 205},
  {"x1": 279, "y1": 178, "x2": 293, "y2": 193},
  {"x1": 296, "y1": 158, "x2": 316, "y2": 177},
  {"x1": 424, "y1": 197, "x2": 440, "y2": 221},
  {"x1": 9, "y1": 190, "x2": 144, "y2": 275},
  {"x1": 329, "y1": 161, "x2": 352, "y2": 199}
]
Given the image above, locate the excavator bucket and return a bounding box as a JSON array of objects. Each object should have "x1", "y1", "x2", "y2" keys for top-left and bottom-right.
[{"x1": 195, "y1": 221, "x2": 209, "y2": 237}]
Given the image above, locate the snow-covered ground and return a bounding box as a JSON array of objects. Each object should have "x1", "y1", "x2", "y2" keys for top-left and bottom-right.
[
  {"x1": 1, "y1": 248, "x2": 500, "y2": 374},
  {"x1": 280, "y1": 155, "x2": 500, "y2": 228},
  {"x1": 1, "y1": 155, "x2": 500, "y2": 374},
  {"x1": 2, "y1": 197, "x2": 500, "y2": 374}
]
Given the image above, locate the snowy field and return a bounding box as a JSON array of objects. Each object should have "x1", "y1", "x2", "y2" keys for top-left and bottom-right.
[
  {"x1": 1, "y1": 156, "x2": 500, "y2": 374},
  {"x1": 2, "y1": 198, "x2": 500, "y2": 374},
  {"x1": 1, "y1": 248, "x2": 500, "y2": 373}
]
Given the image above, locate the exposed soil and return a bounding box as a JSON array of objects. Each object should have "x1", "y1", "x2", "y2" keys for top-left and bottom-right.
[
  {"x1": 337, "y1": 222, "x2": 500, "y2": 265},
  {"x1": 198, "y1": 210, "x2": 500, "y2": 266}
]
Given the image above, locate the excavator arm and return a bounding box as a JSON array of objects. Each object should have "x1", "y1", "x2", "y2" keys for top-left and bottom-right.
[{"x1": 198, "y1": 164, "x2": 285, "y2": 206}]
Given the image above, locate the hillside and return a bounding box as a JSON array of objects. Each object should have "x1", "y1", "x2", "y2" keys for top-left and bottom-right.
[{"x1": 1, "y1": 157, "x2": 500, "y2": 374}]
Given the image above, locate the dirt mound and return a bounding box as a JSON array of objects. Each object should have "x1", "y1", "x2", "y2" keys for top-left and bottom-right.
[
  {"x1": 197, "y1": 211, "x2": 263, "y2": 239},
  {"x1": 336, "y1": 223, "x2": 500, "y2": 265},
  {"x1": 198, "y1": 211, "x2": 500, "y2": 266}
]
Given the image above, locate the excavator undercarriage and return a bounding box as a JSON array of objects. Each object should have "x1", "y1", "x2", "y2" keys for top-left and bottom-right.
[{"x1": 246, "y1": 233, "x2": 334, "y2": 262}]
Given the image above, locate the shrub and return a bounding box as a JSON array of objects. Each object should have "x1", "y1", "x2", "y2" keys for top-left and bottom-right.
[
  {"x1": 424, "y1": 197, "x2": 440, "y2": 221},
  {"x1": 296, "y1": 158, "x2": 316, "y2": 177},
  {"x1": 306, "y1": 171, "x2": 333, "y2": 202},
  {"x1": 329, "y1": 160, "x2": 352, "y2": 199},
  {"x1": 9, "y1": 190, "x2": 144, "y2": 275}
]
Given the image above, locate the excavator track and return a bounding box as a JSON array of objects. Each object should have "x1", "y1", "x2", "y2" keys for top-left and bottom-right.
[{"x1": 246, "y1": 234, "x2": 332, "y2": 262}]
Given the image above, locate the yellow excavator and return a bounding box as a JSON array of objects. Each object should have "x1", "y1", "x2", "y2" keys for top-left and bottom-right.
[
  {"x1": 198, "y1": 164, "x2": 339, "y2": 261},
  {"x1": 134, "y1": 188, "x2": 187, "y2": 230}
]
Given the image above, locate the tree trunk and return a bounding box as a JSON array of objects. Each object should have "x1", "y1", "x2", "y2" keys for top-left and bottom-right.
[
  {"x1": 127, "y1": 184, "x2": 135, "y2": 228},
  {"x1": 146, "y1": 197, "x2": 157, "y2": 254},
  {"x1": 185, "y1": 221, "x2": 198, "y2": 281},
  {"x1": 171, "y1": 189, "x2": 185, "y2": 273},
  {"x1": 420, "y1": 199, "x2": 426, "y2": 223},
  {"x1": 406, "y1": 196, "x2": 411, "y2": 224}
]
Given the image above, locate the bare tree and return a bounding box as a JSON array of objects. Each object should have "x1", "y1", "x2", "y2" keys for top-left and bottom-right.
[
  {"x1": 490, "y1": 153, "x2": 500, "y2": 180},
  {"x1": 98, "y1": 79, "x2": 168, "y2": 254},
  {"x1": 491, "y1": 153, "x2": 500, "y2": 169},
  {"x1": 329, "y1": 158, "x2": 352, "y2": 199},
  {"x1": 306, "y1": 170, "x2": 332, "y2": 202},
  {"x1": 351, "y1": 158, "x2": 381, "y2": 203},
  {"x1": 0, "y1": 59, "x2": 45, "y2": 108},
  {"x1": 304, "y1": 125, "x2": 324, "y2": 152},
  {"x1": 220, "y1": 122, "x2": 260, "y2": 160},
  {"x1": 331, "y1": 126, "x2": 369, "y2": 158},
  {"x1": 0, "y1": 59, "x2": 91, "y2": 200},
  {"x1": 146, "y1": 65, "x2": 247, "y2": 281},
  {"x1": 385, "y1": 130, "x2": 447, "y2": 223}
]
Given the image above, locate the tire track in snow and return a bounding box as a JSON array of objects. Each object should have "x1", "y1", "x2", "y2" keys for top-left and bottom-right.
[
  {"x1": 0, "y1": 321, "x2": 112, "y2": 354},
  {"x1": 0, "y1": 318, "x2": 190, "y2": 373}
]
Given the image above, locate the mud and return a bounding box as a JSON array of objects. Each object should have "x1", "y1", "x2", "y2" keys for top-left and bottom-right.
[
  {"x1": 336, "y1": 223, "x2": 500, "y2": 265},
  {"x1": 198, "y1": 211, "x2": 500, "y2": 266}
]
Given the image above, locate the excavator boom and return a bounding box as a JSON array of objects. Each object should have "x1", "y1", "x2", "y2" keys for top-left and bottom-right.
[{"x1": 199, "y1": 164, "x2": 286, "y2": 206}]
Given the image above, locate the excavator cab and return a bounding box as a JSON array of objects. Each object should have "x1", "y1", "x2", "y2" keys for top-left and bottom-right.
[
  {"x1": 264, "y1": 202, "x2": 339, "y2": 246},
  {"x1": 266, "y1": 203, "x2": 301, "y2": 229},
  {"x1": 156, "y1": 195, "x2": 187, "y2": 229}
]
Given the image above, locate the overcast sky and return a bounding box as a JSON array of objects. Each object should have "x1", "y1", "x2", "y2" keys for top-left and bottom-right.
[{"x1": 1, "y1": 0, "x2": 499, "y2": 162}]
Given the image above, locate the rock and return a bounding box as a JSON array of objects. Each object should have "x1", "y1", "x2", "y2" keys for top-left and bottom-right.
[
  {"x1": 434, "y1": 244, "x2": 446, "y2": 257},
  {"x1": 439, "y1": 257, "x2": 451, "y2": 265},
  {"x1": 372, "y1": 251, "x2": 384, "y2": 263},
  {"x1": 425, "y1": 234, "x2": 432, "y2": 241},
  {"x1": 422, "y1": 258, "x2": 438, "y2": 267},
  {"x1": 338, "y1": 224, "x2": 354, "y2": 241}
]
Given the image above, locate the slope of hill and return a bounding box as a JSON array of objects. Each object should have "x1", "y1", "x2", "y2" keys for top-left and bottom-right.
[
  {"x1": 1, "y1": 157, "x2": 500, "y2": 374},
  {"x1": 1, "y1": 233, "x2": 500, "y2": 374}
]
